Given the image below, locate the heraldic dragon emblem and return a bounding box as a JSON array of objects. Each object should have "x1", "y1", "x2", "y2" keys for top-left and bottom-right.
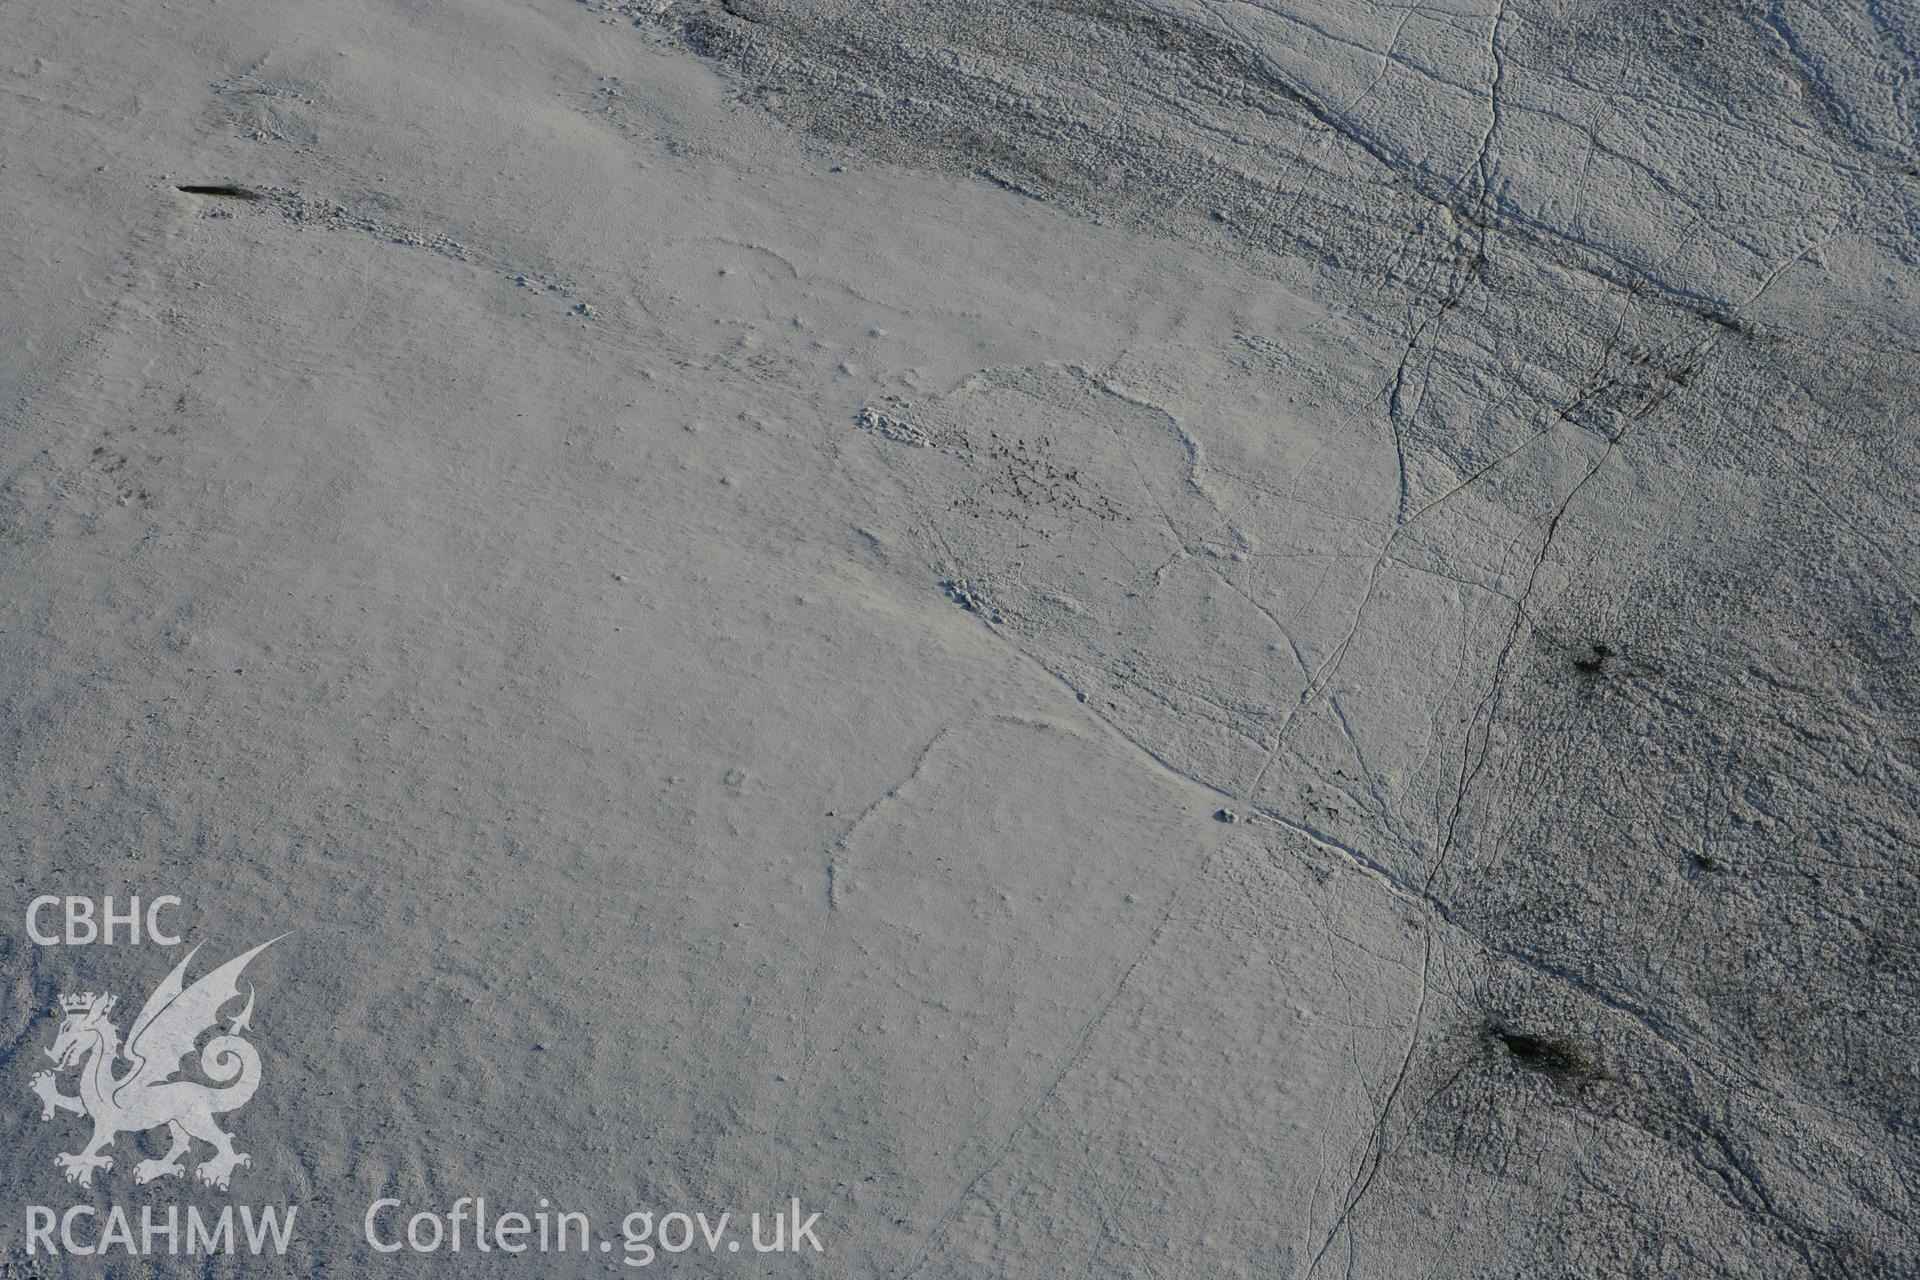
[{"x1": 28, "y1": 938, "x2": 280, "y2": 1190}]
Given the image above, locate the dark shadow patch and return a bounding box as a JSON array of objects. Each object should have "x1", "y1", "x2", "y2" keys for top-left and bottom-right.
[
  {"x1": 1571, "y1": 642, "x2": 1613, "y2": 674},
  {"x1": 176, "y1": 184, "x2": 262, "y2": 200},
  {"x1": 1489, "y1": 1023, "x2": 1606, "y2": 1082}
]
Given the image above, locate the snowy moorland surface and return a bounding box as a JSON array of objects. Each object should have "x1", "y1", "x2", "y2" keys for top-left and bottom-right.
[{"x1": 1, "y1": 0, "x2": 1916, "y2": 1275}]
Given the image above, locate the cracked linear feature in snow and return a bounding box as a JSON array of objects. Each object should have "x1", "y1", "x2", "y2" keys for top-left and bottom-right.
[{"x1": 1, "y1": 0, "x2": 1913, "y2": 1275}]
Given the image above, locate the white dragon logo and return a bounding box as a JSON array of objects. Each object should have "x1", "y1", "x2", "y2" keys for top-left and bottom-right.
[{"x1": 28, "y1": 938, "x2": 280, "y2": 1191}]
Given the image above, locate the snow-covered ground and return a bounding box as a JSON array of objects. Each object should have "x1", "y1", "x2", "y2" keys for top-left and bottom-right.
[{"x1": 2, "y1": 0, "x2": 1914, "y2": 1275}]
